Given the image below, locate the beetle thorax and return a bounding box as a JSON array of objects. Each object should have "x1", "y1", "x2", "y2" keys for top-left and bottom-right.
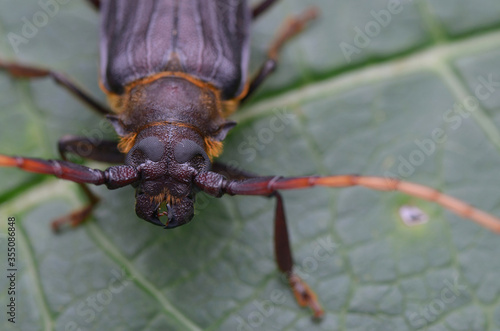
[{"x1": 111, "y1": 75, "x2": 227, "y2": 134}]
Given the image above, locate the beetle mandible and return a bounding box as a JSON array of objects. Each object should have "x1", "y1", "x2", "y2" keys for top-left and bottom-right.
[{"x1": 1, "y1": 0, "x2": 500, "y2": 318}]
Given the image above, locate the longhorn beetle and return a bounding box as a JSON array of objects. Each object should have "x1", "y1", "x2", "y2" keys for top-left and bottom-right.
[{"x1": 1, "y1": 0, "x2": 500, "y2": 318}]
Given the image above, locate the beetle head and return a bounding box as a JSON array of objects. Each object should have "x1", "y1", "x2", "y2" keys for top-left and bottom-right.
[{"x1": 125, "y1": 130, "x2": 211, "y2": 228}]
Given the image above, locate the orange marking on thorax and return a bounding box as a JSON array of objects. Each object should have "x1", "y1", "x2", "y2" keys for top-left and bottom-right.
[
  {"x1": 101, "y1": 71, "x2": 228, "y2": 159},
  {"x1": 101, "y1": 71, "x2": 225, "y2": 114}
]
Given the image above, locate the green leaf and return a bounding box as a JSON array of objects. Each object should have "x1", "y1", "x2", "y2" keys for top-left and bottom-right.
[{"x1": 1, "y1": 0, "x2": 500, "y2": 330}]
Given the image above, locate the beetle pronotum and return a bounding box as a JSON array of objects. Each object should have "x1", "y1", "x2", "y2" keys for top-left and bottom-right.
[{"x1": 1, "y1": 0, "x2": 499, "y2": 321}]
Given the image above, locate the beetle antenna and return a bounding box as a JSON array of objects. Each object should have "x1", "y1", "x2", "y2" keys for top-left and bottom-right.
[
  {"x1": 196, "y1": 172, "x2": 500, "y2": 233},
  {"x1": 0, "y1": 155, "x2": 139, "y2": 189}
]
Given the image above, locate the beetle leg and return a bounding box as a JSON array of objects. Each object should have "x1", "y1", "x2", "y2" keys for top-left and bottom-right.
[
  {"x1": 1, "y1": 60, "x2": 118, "y2": 229},
  {"x1": 273, "y1": 192, "x2": 324, "y2": 318},
  {"x1": 0, "y1": 60, "x2": 112, "y2": 115},
  {"x1": 242, "y1": 8, "x2": 318, "y2": 102},
  {"x1": 86, "y1": 0, "x2": 100, "y2": 10},
  {"x1": 252, "y1": 0, "x2": 280, "y2": 19},
  {"x1": 53, "y1": 137, "x2": 124, "y2": 231},
  {"x1": 50, "y1": 184, "x2": 100, "y2": 232},
  {"x1": 200, "y1": 165, "x2": 324, "y2": 317},
  {"x1": 58, "y1": 136, "x2": 124, "y2": 164}
]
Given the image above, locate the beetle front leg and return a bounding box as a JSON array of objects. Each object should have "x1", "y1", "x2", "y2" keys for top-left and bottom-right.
[
  {"x1": 50, "y1": 183, "x2": 100, "y2": 232},
  {"x1": 86, "y1": 0, "x2": 100, "y2": 10},
  {"x1": 273, "y1": 192, "x2": 324, "y2": 318},
  {"x1": 52, "y1": 137, "x2": 125, "y2": 231},
  {"x1": 195, "y1": 169, "x2": 324, "y2": 317},
  {"x1": 0, "y1": 58, "x2": 118, "y2": 229},
  {"x1": 0, "y1": 60, "x2": 112, "y2": 115},
  {"x1": 252, "y1": 0, "x2": 280, "y2": 19}
]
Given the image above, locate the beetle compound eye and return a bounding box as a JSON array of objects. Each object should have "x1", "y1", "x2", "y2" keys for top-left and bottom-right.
[
  {"x1": 174, "y1": 139, "x2": 210, "y2": 170},
  {"x1": 125, "y1": 136, "x2": 166, "y2": 165}
]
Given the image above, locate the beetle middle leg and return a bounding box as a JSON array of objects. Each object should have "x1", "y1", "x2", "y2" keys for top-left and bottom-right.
[
  {"x1": 86, "y1": 0, "x2": 100, "y2": 10},
  {"x1": 252, "y1": 0, "x2": 280, "y2": 19},
  {"x1": 212, "y1": 162, "x2": 324, "y2": 317},
  {"x1": 241, "y1": 7, "x2": 318, "y2": 102},
  {"x1": 0, "y1": 60, "x2": 112, "y2": 116},
  {"x1": 58, "y1": 136, "x2": 124, "y2": 164},
  {"x1": 52, "y1": 136, "x2": 123, "y2": 231}
]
